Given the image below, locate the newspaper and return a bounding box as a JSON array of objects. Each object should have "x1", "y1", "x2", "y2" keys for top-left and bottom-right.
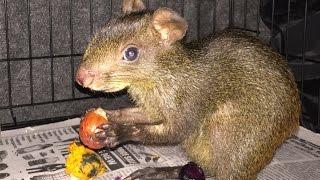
[
  {"x1": 258, "y1": 127, "x2": 320, "y2": 180},
  {"x1": 0, "y1": 118, "x2": 319, "y2": 180},
  {"x1": 0, "y1": 118, "x2": 188, "y2": 180}
]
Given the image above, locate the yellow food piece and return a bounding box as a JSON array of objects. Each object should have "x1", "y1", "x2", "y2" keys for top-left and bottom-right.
[{"x1": 65, "y1": 142, "x2": 106, "y2": 180}]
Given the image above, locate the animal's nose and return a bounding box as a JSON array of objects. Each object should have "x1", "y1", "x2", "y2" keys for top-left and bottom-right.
[{"x1": 76, "y1": 68, "x2": 95, "y2": 87}]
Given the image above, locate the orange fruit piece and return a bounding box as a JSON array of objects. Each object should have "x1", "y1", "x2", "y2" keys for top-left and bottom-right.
[{"x1": 79, "y1": 108, "x2": 108, "y2": 149}]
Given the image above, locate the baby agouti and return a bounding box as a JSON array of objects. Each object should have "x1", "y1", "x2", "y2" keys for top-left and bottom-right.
[{"x1": 75, "y1": 0, "x2": 301, "y2": 179}]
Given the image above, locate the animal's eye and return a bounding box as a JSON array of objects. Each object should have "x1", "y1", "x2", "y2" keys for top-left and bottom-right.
[{"x1": 123, "y1": 46, "x2": 139, "y2": 61}]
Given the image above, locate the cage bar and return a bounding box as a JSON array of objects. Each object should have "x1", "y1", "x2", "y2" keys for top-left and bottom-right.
[
  {"x1": 27, "y1": 0, "x2": 33, "y2": 104},
  {"x1": 0, "y1": 53, "x2": 82, "y2": 63},
  {"x1": 229, "y1": 0, "x2": 234, "y2": 27},
  {"x1": 3, "y1": 114, "x2": 82, "y2": 130},
  {"x1": 0, "y1": 96, "x2": 99, "y2": 111},
  {"x1": 69, "y1": 0, "x2": 75, "y2": 98},
  {"x1": 48, "y1": 0, "x2": 54, "y2": 101},
  {"x1": 109, "y1": 0, "x2": 113, "y2": 19},
  {"x1": 300, "y1": 0, "x2": 308, "y2": 110},
  {"x1": 285, "y1": 0, "x2": 291, "y2": 61},
  {"x1": 89, "y1": 0, "x2": 93, "y2": 36},
  {"x1": 243, "y1": 0, "x2": 247, "y2": 29},
  {"x1": 181, "y1": 0, "x2": 184, "y2": 16},
  {"x1": 212, "y1": 0, "x2": 216, "y2": 33},
  {"x1": 256, "y1": 0, "x2": 260, "y2": 36},
  {"x1": 4, "y1": 0, "x2": 17, "y2": 126},
  {"x1": 271, "y1": 0, "x2": 275, "y2": 36},
  {"x1": 196, "y1": 0, "x2": 200, "y2": 40}
]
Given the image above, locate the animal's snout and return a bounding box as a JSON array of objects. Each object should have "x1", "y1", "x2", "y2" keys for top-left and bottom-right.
[{"x1": 76, "y1": 68, "x2": 96, "y2": 87}]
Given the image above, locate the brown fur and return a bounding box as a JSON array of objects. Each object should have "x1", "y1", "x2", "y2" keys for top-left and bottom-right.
[{"x1": 77, "y1": 1, "x2": 300, "y2": 179}]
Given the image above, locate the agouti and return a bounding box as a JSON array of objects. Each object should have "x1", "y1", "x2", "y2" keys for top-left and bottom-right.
[{"x1": 75, "y1": 0, "x2": 301, "y2": 179}]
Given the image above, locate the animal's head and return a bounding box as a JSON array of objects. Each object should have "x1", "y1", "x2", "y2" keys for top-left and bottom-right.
[{"x1": 76, "y1": 0, "x2": 188, "y2": 92}]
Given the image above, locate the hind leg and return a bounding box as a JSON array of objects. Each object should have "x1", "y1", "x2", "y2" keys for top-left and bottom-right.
[
  {"x1": 212, "y1": 127, "x2": 273, "y2": 180},
  {"x1": 183, "y1": 101, "x2": 291, "y2": 180},
  {"x1": 183, "y1": 122, "x2": 274, "y2": 180}
]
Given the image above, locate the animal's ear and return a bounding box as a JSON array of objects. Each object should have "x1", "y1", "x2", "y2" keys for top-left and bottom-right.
[
  {"x1": 151, "y1": 7, "x2": 188, "y2": 46},
  {"x1": 122, "y1": 0, "x2": 146, "y2": 14}
]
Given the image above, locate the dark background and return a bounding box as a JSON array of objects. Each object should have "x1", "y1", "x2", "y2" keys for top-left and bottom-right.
[{"x1": 0, "y1": 0, "x2": 319, "y2": 132}]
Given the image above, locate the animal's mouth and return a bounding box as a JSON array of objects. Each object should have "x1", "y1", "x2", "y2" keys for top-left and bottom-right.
[
  {"x1": 78, "y1": 79, "x2": 128, "y2": 93},
  {"x1": 101, "y1": 85, "x2": 128, "y2": 93}
]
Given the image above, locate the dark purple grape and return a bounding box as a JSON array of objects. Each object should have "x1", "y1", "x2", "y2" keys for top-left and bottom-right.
[{"x1": 179, "y1": 162, "x2": 206, "y2": 180}]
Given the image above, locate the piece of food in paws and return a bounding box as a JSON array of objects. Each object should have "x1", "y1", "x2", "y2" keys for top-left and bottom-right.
[
  {"x1": 79, "y1": 108, "x2": 108, "y2": 149},
  {"x1": 65, "y1": 142, "x2": 106, "y2": 180}
]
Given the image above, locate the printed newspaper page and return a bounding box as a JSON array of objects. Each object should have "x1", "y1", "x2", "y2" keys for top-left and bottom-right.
[
  {"x1": 0, "y1": 118, "x2": 320, "y2": 179},
  {"x1": 258, "y1": 127, "x2": 320, "y2": 180},
  {"x1": 0, "y1": 118, "x2": 189, "y2": 180}
]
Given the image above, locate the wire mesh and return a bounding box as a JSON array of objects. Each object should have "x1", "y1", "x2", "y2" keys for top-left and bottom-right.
[{"x1": 0, "y1": 0, "x2": 319, "y2": 132}]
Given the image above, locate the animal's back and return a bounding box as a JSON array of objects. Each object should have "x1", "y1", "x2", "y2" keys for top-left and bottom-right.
[{"x1": 182, "y1": 29, "x2": 300, "y2": 179}]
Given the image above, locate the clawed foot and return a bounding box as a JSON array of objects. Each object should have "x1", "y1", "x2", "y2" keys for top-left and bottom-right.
[
  {"x1": 124, "y1": 167, "x2": 181, "y2": 180},
  {"x1": 94, "y1": 123, "x2": 141, "y2": 148}
]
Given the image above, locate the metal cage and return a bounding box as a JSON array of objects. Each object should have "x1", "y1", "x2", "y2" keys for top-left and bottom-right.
[{"x1": 1, "y1": 0, "x2": 319, "y2": 132}]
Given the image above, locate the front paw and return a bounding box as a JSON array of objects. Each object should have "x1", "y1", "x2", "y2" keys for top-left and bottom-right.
[{"x1": 95, "y1": 123, "x2": 141, "y2": 148}]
